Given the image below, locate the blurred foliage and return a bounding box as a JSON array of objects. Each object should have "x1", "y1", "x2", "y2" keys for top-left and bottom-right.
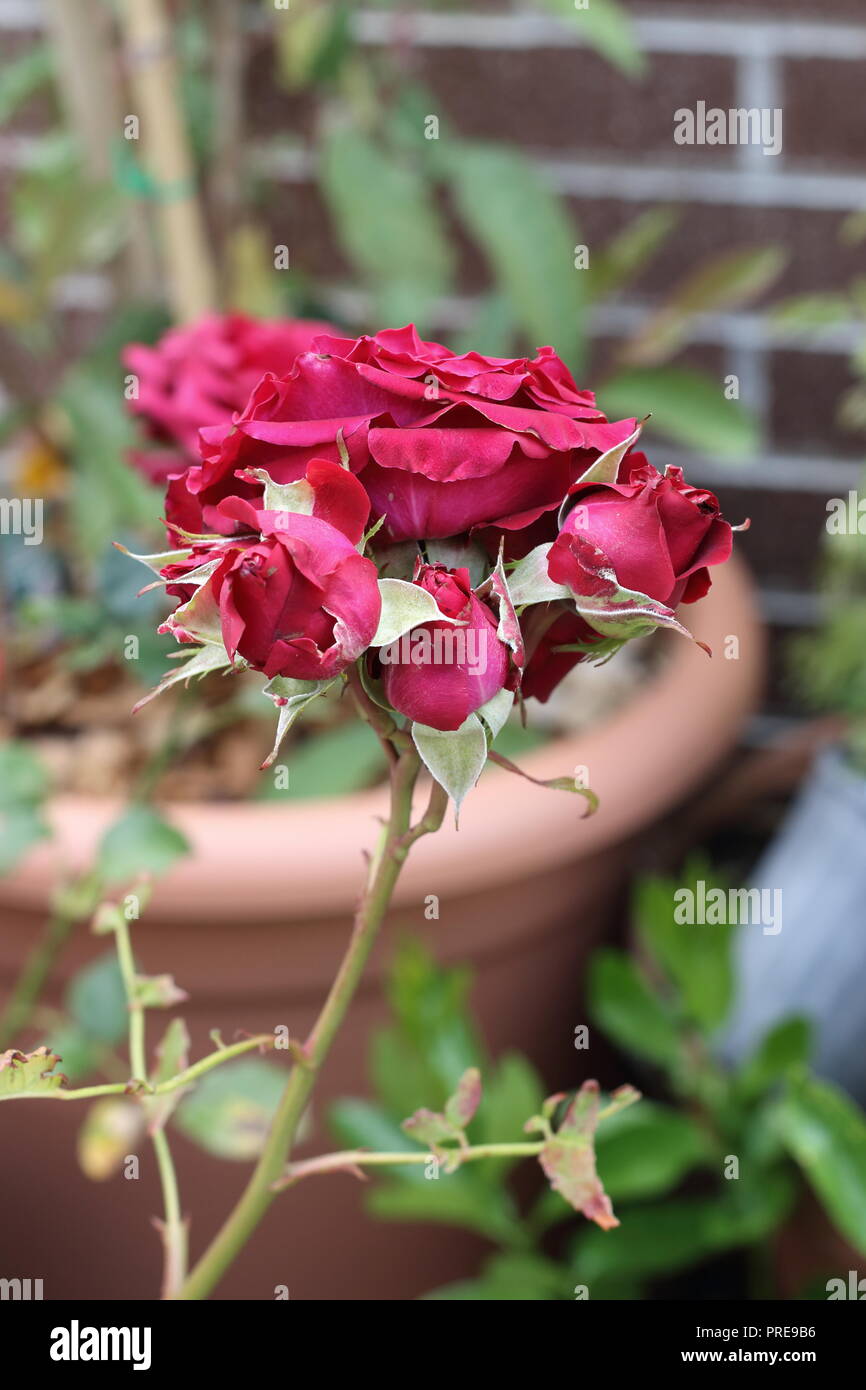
[
  {"x1": 0, "y1": 741, "x2": 51, "y2": 873},
  {"x1": 336, "y1": 865, "x2": 866, "y2": 1299},
  {"x1": 775, "y1": 219, "x2": 866, "y2": 772}
]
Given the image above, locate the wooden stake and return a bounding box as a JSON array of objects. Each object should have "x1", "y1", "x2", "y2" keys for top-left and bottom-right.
[{"x1": 120, "y1": 0, "x2": 218, "y2": 322}]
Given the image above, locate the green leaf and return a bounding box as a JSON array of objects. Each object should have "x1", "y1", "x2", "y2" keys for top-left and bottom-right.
[
  {"x1": 59, "y1": 365, "x2": 159, "y2": 570},
  {"x1": 737, "y1": 1017, "x2": 813, "y2": 1102},
  {"x1": 132, "y1": 642, "x2": 234, "y2": 713},
  {"x1": 475, "y1": 687, "x2": 514, "y2": 742},
  {"x1": 276, "y1": 0, "x2": 351, "y2": 89},
  {"x1": 261, "y1": 676, "x2": 336, "y2": 769},
  {"x1": 770, "y1": 293, "x2": 853, "y2": 334},
  {"x1": 635, "y1": 869, "x2": 736, "y2": 1033},
  {"x1": 535, "y1": 1080, "x2": 623, "y2": 1229},
  {"x1": 412, "y1": 714, "x2": 488, "y2": 816},
  {"x1": 534, "y1": 0, "x2": 645, "y2": 79},
  {"x1": 384, "y1": 938, "x2": 481, "y2": 1100},
  {"x1": 569, "y1": 420, "x2": 645, "y2": 492},
  {"x1": 447, "y1": 141, "x2": 586, "y2": 372},
  {"x1": 320, "y1": 124, "x2": 454, "y2": 326},
  {"x1": 623, "y1": 245, "x2": 787, "y2": 364},
  {"x1": 0, "y1": 741, "x2": 50, "y2": 874},
  {"x1": 174, "y1": 1059, "x2": 288, "y2": 1161},
  {"x1": 372, "y1": 577, "x2": 462, "y2": 647},
  {"x1": 96, "y1": 805, "x2": 190, "y2": 884},
  {"x1": 330, "y1": 1097, "x2": 418, "y2": 1154},
  {"x1": 601, "y1": 365, "x2": 759, "y2": 458},
  {"x1": 0, "y1": 1046, "x2": 66, "y2": 1100},
  {"x1": 571, "y1": 1172, "x2": 795, "y2": 1284},
  {"x1": 451, "y1": 292, "x2": 516, "y2": 359},
  {"x1": 588, "y1": 207, "x2": 679, "y2": 301},
  {"x1": 368, "y1": 1172, "x2": 524, "y2": 1245},
  {"x1": 775, "y1": 1074, "x2": 866, "y2": 1256},
  {"x1": 368, "y1": 1026, "x2": 434, "y2": 1123},
  {"x1": 505, "y1": 543, "x2": 569, "y2": 608},
  {"x1": 588, "y1": 949, "x2": 680, "y2": 1068},
  {"x1": 42, "y1": 1023, "x2": 98, "y2": 1083},
  {"x1": 424, "y1": 537, "x2": 488, "y2": 588},
  {"x1": 595, "y1": 1100, "x2": 709, "y2": 1202},
  {"x1": 444, "y1": 1067, "x2": 482, "y2": 1130},
  {"x1": 0, "y1": 44, "x2": 54, "y2": 126},
  {"x1": 479, "y1": 1052, "x2": 545, "y2": 1174},
  {"x1": 65, "y1": 953, "x2": 129, "y2": 1046},
  {"x1": 426, "y1": 1251, "x2": 566, "y2": 1302},
  {"x1": 77, "y1": 1098, "x2": 144, "y2": 1181}
]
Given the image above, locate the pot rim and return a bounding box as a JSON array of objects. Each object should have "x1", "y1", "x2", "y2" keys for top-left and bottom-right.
[{"x1": 2, "y1": 556, "x2": 763, "y2": 920}]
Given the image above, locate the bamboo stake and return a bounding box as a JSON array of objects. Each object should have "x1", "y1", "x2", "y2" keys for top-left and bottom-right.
[
  {"x1": 119, "y1": 0, "x2": 218, "y2": 322},
  {"x1": 43, "y1": 0, "x2": 159, "y2": 301}
]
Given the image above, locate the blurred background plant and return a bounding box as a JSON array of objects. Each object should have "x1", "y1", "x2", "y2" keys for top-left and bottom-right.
[
  {"x1": 772, "y1": 220, "x2": 866, "y2": 776},
  {"x1": 337, "y1": 867, "x2": 866, "y2": 1300}
]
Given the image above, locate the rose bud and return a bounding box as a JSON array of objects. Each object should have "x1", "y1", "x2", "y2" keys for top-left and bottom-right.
[
  {"x1": 379, "y1": 564, "x2": 509, "y2": 731},
  {"x1": 551, "y1": 454, "x2": 732, "y2": 609},
  {"x1": 208, "y1": 502, "x2": 380, "y2": 681}
]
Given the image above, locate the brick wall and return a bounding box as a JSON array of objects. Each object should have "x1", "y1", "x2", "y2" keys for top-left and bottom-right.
[{"x1": 2, "y1": 0, "x2": 865, "y2": 730}]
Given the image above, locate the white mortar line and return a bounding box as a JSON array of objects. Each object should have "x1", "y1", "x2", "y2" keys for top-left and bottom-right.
[
  {"x1": 348, "y1": 9, "x2": 866, "y2": 61},
  {"x1": 4, "y1": 1, "x2": 866, "y2": 60},
  {"x1": 667, "y1": 448, "x2": 864, "y2": 496},
  {"x1": 538, "y1": 154, "x2": 866, "y2": 213},
  {"x1": 247, "y1": 138, "x2": 866, "y2": 215}
]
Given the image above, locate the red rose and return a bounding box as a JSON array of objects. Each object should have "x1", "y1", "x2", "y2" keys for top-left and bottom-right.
[
  {"x1": 124, "y1": 313, "x2": 336, "y2": 483},
  {"x1": 162, "y1": 460, "x2": 380, "y2": 682},
  {"x1": 378, "y1": 564, "x2": 509, "y2": 731},
  {"x1": 520, "y1": 605, "x2": 603, "y2": 704},
  {"x1": 550, "y1": 456, "x2": 732, "y2": 609},
  {"x1": 183, "y1": 323, "x2": 635, "y2": 540}
]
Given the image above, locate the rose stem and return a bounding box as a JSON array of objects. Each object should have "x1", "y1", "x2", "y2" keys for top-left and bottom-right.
[
  {"x1": 111, "y1": 911, "x2": 188, "y2": 1297},
  {"x1": 175, "y1": 712, "x2": 448, "y2": 1301}
]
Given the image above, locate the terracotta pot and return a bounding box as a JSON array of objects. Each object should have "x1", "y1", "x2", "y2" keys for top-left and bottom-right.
[{"x1": 0, "y1": 556, "x2": 763, "y2": 1301}]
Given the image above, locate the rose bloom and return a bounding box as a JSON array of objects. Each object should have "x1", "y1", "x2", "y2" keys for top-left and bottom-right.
[
  {"x1": 162, "y1": 460, "x2": 380, "y2": 682},
  {"x1": 178, "y1": 323, "x2": 635, "y2": 539},
  {"x1": 378, "y1": 564, "x2": 509, "y2": 731},
  {"x1": 124, "y1": 313, "x2": 335, "y2": 483},
  {"x1": 551, "y1": 456, "x2": 733, "y2": 609}
]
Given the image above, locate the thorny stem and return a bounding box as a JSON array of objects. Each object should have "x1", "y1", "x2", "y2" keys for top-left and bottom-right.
[
  {"x1": 175, "y1": 707, "x2": 440, "y2": 1300},
  {"x1": 25, "y1": 1032, "x2": 278, "y2": 1102},
  {"x1": 273, "y1": 1091, "x2": 640, "y2": 1191},
  {"x1": 111, "y1": 913, "x2": 187, "y2": 1297}
]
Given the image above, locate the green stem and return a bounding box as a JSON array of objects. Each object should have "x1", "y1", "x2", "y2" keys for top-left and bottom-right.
[
  {"x1": 175, "y1": 740, "x2": 435, "y2": 1301},
  {"x1": 113, "y1": 914, "x2": 146, "y2": 1081},
  {"x1": 111, "y1": 913, "x2": 187, "y2": 1294},
  {"x1": 152, "y1": 1126, "x2": 187, "y2": 1298},
  {"x1": 276, "y1": 1141, "x2": 544, "y2": 1188},
  {"x1": 32, "y1": 1033, "x2": 278, "y2": 1102}
]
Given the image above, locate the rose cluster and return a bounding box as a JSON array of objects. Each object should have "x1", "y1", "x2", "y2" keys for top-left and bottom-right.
[{"x1": 126, "y1": 319, "x2": 733, "y2": 752}]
